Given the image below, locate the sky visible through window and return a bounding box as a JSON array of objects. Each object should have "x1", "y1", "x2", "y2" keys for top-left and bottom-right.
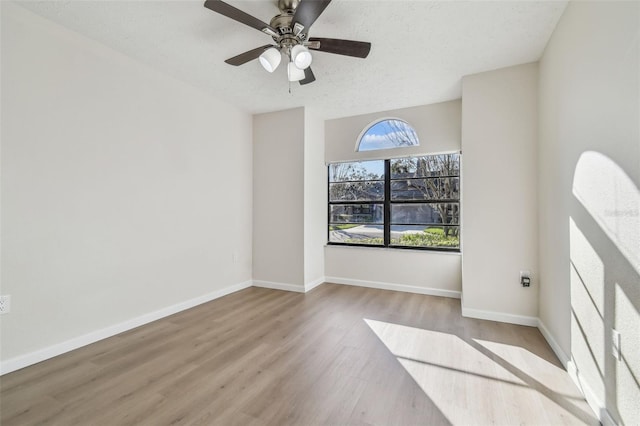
[{"x1": 358, "y1": 119, "x2": 420, "y2": 151}]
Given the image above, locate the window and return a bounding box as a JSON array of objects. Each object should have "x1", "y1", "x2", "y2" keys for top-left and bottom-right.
[
  {"x1": 328, "y1": 153, "x2": 460, "y2": 251},
  {"x1": 356, "y1": 119, "x2": 419, "y2": 151},
  {"x1": 329, "y1": 160, "x2": 385, "y2": 245}
]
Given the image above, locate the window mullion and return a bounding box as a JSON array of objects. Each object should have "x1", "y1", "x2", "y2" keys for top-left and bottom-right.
[{"x1": 384, "y1": 159, "x2": 391, "y2": 246}]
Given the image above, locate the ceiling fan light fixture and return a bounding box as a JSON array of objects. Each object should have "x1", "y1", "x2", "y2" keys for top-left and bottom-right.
[
  {"x1": 288, "y1": 62, "x2": 306, "y2": 82},
  {"x1": 259, "y1": 47, "x2": 281, "y2": 72},
  {"x1": 291, "y1": 44, "x2": 312, "y2": 69}
]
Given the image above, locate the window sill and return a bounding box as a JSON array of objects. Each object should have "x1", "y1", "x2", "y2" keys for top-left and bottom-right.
[{"x1": 325, "y1": 243, "x2": 461, "y2": 255}]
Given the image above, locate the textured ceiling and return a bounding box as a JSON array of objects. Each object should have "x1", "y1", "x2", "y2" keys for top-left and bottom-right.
[{"x1": 14, "y1": 0, "x2": 567, "y2": 118}]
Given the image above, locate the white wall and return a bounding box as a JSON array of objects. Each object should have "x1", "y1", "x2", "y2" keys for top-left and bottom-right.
[
  {"x1": 538, "y1": 2, "x2": 639, "y2": 424},
  {"x1": 324, "y1": 101, "x2": 462, "y2": 296},
  {"x1": 1, "y1": 3, "x2": 253, "y2": 367},
  {"x1": 303, "y1": 108, "x2": 327, "y2": 288},
  {"x1": 253, "y1": 108, "x2": 305, "y2": 290},
  {"x1": 325, "y1": 247, "x2": 461, "y2": 298},
  {"x1": 461, "y1": 63, "x2": 539, "y2": 323}
]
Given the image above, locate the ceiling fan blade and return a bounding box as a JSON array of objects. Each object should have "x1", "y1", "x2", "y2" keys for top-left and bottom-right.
[
  {"x1": 299, "y1": 67, "x2": 316, "y2": 85},
  {"x1": 292, "y1": 0, "x2": 332, "y2": 32},
  {"x1": 225, "y1": 45, "x2": 274, "y2": 66},
  {"x1": 307, "y1": 38, "x2": 371, "y2": 58},
  {"x1": 204, "y1": 0, "x2": 278, "y2": 35}
]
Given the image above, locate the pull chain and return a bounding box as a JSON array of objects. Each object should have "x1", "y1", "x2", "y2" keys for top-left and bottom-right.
[{"x1": 287, "y1": 49, "x2": 292, "y2": 94}]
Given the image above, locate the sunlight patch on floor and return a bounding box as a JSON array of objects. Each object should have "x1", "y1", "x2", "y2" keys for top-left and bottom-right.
[{"x1": 364, "y1": 318, "x2": 595, "y2": 425}]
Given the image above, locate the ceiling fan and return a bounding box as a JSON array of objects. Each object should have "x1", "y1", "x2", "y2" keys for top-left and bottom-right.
[{"x1": 203, "y1": 0, "x2": 372, "y2": 85}]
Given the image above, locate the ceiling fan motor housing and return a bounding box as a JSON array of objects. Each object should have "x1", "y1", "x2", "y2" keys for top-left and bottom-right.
[
  {"x1": 270, "y1": 7, "x2": 307, "y2": 51},
  {"x1": 278, "y1": 0, "x2": 300, "y2": 14},
  {"x1": 270, "y1": 8, "x2": 307, "y2": 46},
  {"x1": 270, "y1": 14, "x2": 294, "y2": 35}
]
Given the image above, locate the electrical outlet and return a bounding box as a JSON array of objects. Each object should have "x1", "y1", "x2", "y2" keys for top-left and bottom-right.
[
  {"x1": 612, "y1": 329, "x2": 621, "y2": 361},
  {"x1": 0, "y1": 295, "x2": 11, "y2": 314},
  {"x1": 232, "y1": 252, "x2": 238, "y2": 263},
  {"x1": 520, "y1": 271, "x2": 531, "y2": 287}
]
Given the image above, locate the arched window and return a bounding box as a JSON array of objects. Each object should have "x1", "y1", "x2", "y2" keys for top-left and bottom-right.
[{"x1": 356, "y1": 118, "x2": 420, "y2": 152}]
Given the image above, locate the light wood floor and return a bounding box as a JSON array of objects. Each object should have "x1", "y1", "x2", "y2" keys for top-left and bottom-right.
[{"x1": 1, "y1": 284, "x2": 598, "y2": 425}]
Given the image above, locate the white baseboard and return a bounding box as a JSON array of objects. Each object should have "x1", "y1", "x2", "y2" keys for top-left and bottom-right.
[
  {"x1": 252, "y1": 280, "x2": 306, "y2": 293},
  {"x1": 304, "y1": 277, "x2": 325, "y2": 292},
  {"x1": 461, "y1": 306, "x2": 538, "y2": 327},
  {"x1": 567, "y1": 359, "x2": 617, "y2": 426},
  {"x1": 539, "y1": 322, "x2": 615, "y2": 425},
  {"x1": 0, "y1": 280, "x2": 252, "y2": 375},
  {"x1": 537, "y1": 319, "x2": 570, "y2": 367},
  {"x1": 251, "y1": 279, "x2": 325, "y2": 294},
  {"x1": 325, "y1": 276, "x2": 461, "y2": 299}
]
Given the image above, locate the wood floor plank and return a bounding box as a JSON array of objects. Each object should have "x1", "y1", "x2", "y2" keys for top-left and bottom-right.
[{"x1": 1, "y1": 284, "x2": 598, "y2": 425}]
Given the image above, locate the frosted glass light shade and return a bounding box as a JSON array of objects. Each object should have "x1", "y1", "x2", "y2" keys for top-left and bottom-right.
[
  {"x1": 288, "y1": 62, "x2": 305, "y2": 81},
  {"x1": 259, "y1": 48, "x2": 281, "y2": 73},
  {"x1": 291, "y1": 45, "x2": 312, "y2": 69}
]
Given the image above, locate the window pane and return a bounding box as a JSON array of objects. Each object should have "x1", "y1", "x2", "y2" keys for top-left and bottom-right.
[
  {"x1": 329, "y1": 224, "x2": 384, "y2": 245},
  {"x1": 391, "y1": 154, "x2": 460, "y2": 178},
  {"x1": 329, "y1": 160, "x2": 384, "y2": 182},
  {"x1": 391, "y1": 203, "x2": 459, "y2": 225},
  {"x1": 391, "y1": 177, "x2": 460, "y2": 201},
  {"x1": 330, "y1": 181, "x2": 384, "y2": 202},
  {"x1": 390, "y1": 225, "x2": 460, "y2": 248},
  {"x1": 357, "y1": 119, "x2": 419, "y2": 151},
  {"x1": 330, "y1": 204, "x2": 384, "y2": 224}
]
